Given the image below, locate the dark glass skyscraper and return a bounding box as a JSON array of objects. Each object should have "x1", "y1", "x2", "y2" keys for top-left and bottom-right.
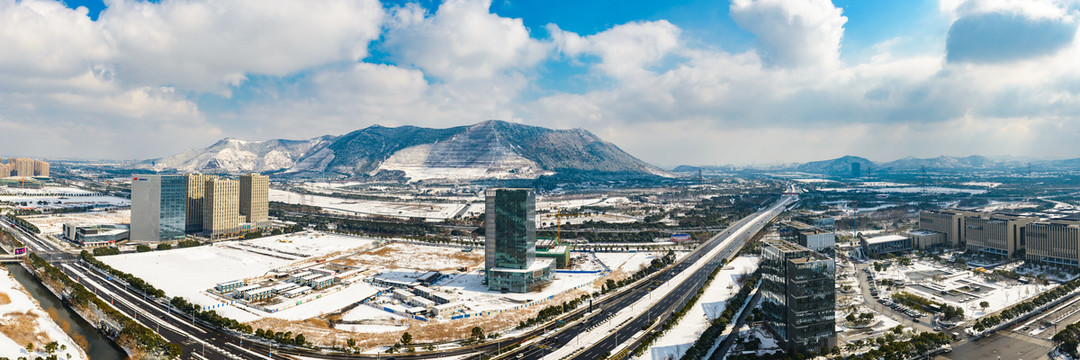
[
  {"x1": 131, "y1": 175, "x2": 188, "y2": 241},
  {"x1": 485, "y1": 188, "x2": 553, "y2": 292},
  {"x1": 761, "y1": 239, "x2": 836, "y2": 352}
]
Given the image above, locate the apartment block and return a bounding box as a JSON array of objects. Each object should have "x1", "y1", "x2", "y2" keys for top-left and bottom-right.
[
  {"x1": 185, "y1": 174, "x2": 217, "y2": 233},
  {"x1": 1025, "y1": 221, "x2": 1080, "y2": 267},
  {"x1": 13, "y1": 158, "x2": 34, "y2": 177},
  {"x1": 33, "y1": 160, "x2": 49, "y2": 177},
  {"x1": 761, "y1": 239, "x2": 836, "y2": 352},
  {"x1": 964, "y1": 214, "x2": 1035, "y2": 259},
  {"x1": 239, "y1": 173, "x2": 270, "y2": 228},
  {"x1": 203, "y1": 178, "x2": 240, "y2": 238}
]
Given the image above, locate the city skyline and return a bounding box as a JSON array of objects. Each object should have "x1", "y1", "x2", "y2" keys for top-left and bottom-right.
[{"x1": 2, "y1": 0, "x2": 1079, "y2": 167}]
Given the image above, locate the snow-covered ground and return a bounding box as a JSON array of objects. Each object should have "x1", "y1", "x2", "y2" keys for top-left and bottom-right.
[
  {"x1": 270, "y1": 189, "x2": 465, "y2": 219},
  {"x1": 0, "y1": 267, "x2": 88, "y2": 359},
  {"x1": 24, "y1": 210, "x2": 130, "y2": 235},
  {"x1": 99, "y1": 232, "x2": 376, "y2": 322},
  {"x1": 0, "y1": 193, "x2": 129, "y2": 210},
  {"x1": 642, "y1": 256, "x2": 759, "y2": 360},
  {"x1": 725, "y1": 324, "x2": 782, "y2": 358}
]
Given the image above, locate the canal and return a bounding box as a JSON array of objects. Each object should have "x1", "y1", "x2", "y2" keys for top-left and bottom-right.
[{"x1": 4, "y1": 262, "x2": 127, "y2": 359}]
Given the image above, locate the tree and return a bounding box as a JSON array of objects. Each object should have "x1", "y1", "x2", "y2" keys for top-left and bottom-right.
[
  {"x1": 471, "y1": 326, "x2": 485, "y2": 343},
  {"x1": 980, "y1": 301, "x2": 990, "y2": 310},
  {"x1": 44, "y1": 341, "x2": 58, "y2": 354},
  {"x1": 26, "y1": 342, "x2": 33, "y2": 352},
  {"x1": 401, "y1": 332, "x2": 413, "y2": 346},
  {"x1": 346, "y1": 338, "x2": 356, "y2": 348},
  {"x1": 157, "y1": 243, "x2": 172, "y2": 251},
  {"x1": 846, "y1": 313, "x2": 857, "y2": 323}
]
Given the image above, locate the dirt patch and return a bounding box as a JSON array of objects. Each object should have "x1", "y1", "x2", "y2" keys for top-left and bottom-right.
[
  {"x1": 0, "y1": 291, "x2": 10, "y2": 305},
  {"x1": 339, "y1": 242, "x2": 483, "y2": 272},
  {"x1": 0, "y1": 310, "x2": 47, "y2": 350}
]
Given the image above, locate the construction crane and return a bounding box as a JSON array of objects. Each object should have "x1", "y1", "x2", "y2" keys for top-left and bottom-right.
[{"x1": 544, "y1": 209, "x2": 585, "y2": 245}]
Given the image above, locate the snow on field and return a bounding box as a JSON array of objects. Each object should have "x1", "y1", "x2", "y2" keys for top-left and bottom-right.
[
  {"x1": 595, "y1": 252, "x2": 660, "y2": 274},
  {"x1": 270, "y1": 189, "x2": 464, "y2": 219},
  {"x1": 0, "y1": 186, "x2": 95, "y2": 196},
  {"x1": 342, "y1": 305, "x2": 406, "y2": 322},
  {"x1": 334, "y1": 323, "x2": 408, "y2": 333},
  {"x1": 642, "y1": 256, "x2": 760, "y2": 360},
  {"x1": 25, "y1": 210, "x2": 130, "y2": 235},
  {"x1": 345, "y1": 242, "x2": 483, "y2": 272},
  {"x1": 880, "y1": 260, "x2": 1054, "y2": 320},
  {"x1": 431, "y1": 271, "x2": 601, "y2": 313},
  {"x1": 1, "y1": 193, "x2": 129, "y2": 210},
  {"x1": 536, "y1": 197, "x2": 607, "y2": 211},
  {"x1": 0, "y1": 268, "x2": 88, "y2": 360},
  {"x1": 268, "y1": 283, "x2": 380, "y2": 321},
  {"x1": 99, "y1": 232, "x2": 376, "y2": 322}
]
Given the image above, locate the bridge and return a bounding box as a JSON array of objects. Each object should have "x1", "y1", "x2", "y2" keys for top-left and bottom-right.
[{"x1": 0, "y1": 254, "x2": 25, "y2": 263}]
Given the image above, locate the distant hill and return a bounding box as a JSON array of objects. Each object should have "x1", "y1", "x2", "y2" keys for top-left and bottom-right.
[
  {"x1": 136, "y1": 120, "x2": 672, "y2": 181},
  {"x1": 796, "y1": 156, "x2": 877, "y2": 175},
  {"x1": 674, "y1": 154, "x2": 1080, "y2": 176}
]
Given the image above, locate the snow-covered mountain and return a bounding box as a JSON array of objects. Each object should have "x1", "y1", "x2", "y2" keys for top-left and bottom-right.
[
  {"x1": 138, "y1": 120, "x2": 671, "y2": 180},
  {"x1": 137, "y1": 136, "x2": 335, "y2": 173}
]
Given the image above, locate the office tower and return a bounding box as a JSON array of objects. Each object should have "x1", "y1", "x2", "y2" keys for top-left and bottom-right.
[
  {"x1": 239, "y1": 173, "x2": 269, "y2": 228},
  {"x1": 185, "y1": 174, "x2": 217, "y2": 233},
  {"x1": 761, "y1": 239, "x2": 836, "y2": 352},
  {"x1": 131, "y1": 175, "x2": 188, "y2": 241},
  {"x1": 1025, "y1": 221, "x2": 1080, "y2": 268},
  {"x1": 484, "y1": 188, "x2": 554, "y2": 293},
  {"x1": 964, "y1": 213, "x2": 1035, "y2": 259},
  {"x1": 919, "y1": 209, "x2": 975, "y2": 247},
  {"x1": 779, "y1": 221, "x2": 835, "y2": 256},
  {"x1": 33, "y1": 160, "x2": 48, "y2": 177},
  {"x1": 203, "y1": 178, "x2": 240, "y2": 239}
]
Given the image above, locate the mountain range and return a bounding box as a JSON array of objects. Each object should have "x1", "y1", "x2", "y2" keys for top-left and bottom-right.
[
  {"x1": 676, "y1": 154, "x2": 1080, "y2": 176},
  {"x1": 137, "y1": 120, "x2": 670, "y2": 181}
]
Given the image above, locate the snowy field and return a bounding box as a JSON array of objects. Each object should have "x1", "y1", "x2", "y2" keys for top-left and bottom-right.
[
  {"x1": 875, "y1": 259, "x2": 1054, "y2": 319},
  {"x1": 343, "y1": 242, "x2": 483, "y2": 272},
  {"x1": 0, "y1": 186, "x2": 95, "y2": 196},
  {"x1": 0, "y1": 193, "x2": 128, "y2": 210},
  {"x1": 270, "y1": 189, "x2": 465, "y2": 219},
  {"x1": 99, "y1": 232, "x2": 376, "y2": 322},
  {"x1": 643, "y1": 256, "x2": 760, "y2": 360},
  {"x1": 0, "y1": 268, "x2": 88, "y2": 360},
  {"x1": 25, "y1": 210, "x2": 130, "y2": 235}
]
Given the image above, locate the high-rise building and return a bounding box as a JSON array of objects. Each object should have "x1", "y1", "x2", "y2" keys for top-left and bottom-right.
[
  {"x1": 131, "y1": 175, "x2": 188, "y2": 241},
  {"x1": 33, "y1": 160, "x2": 49, "y2": 177},
  {"x1": 203, "y1": 178, "x2": 240, "y2": 239},
  {"x1": 239, "y1": 173, "x2": 269, "y2": 228},
  {"x1": 779, "y1": 221, "x2": 835, "y2": 256},
  {"x1": 484, "y1": 188, "x2": 554, "y2": 293},
  {"x1": 0, "y1": 162, "x2": 11, "y2": 177},
  {"x1": 919, "y1": 209, "x2": 975, "y2": 247},
  {"x1": 185, "y1": 174, "x2": 217, "y2": 233},
  {"x1": 761, "y1": 239, "x2": 836, "y2": 352},
  {"x1": 1025, "y1": 221, "x2": 1080, "y2": 268},
  {"x1": 13, "y1": 158, "x2": 34, "y2": 177},
  {"x1": 964, "y1": 213, "x2": 1035, "y2": 259}
]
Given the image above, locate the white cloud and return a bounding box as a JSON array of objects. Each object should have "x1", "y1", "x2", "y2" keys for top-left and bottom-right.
[
  {"x1": 548, "y1": 20, "x2": 681, "y2": 78},
  {"x1": 729, "y1": 0, "x2": 847, "y2": 69},
  {"x1": 383, "y1": 0, "x2": 550, "y2": 81}
]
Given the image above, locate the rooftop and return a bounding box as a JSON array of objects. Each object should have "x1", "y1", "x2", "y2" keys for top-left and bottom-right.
[{"x1": 864, "y1": 234, "x2": 909, "y2": 244}]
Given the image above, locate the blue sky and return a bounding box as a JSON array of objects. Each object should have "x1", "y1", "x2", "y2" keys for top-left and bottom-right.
[{"x1": 3, "y1": 0, "x2": 1080, "y2": 166}]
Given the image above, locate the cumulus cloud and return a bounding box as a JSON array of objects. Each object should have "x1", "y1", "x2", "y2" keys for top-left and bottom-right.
[
  {"x1": 383, "y1": 0, "x2": 550, "y2": 80},
  {"x1": 729, "y1": 0, "x2": 847, "y2": 69},
  {"x1": 548, "y1": 20, "x2": 681, "y2": 78}
]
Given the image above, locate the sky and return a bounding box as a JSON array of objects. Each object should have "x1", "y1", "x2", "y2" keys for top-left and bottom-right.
[{"x1": 2, "y1": 0, "x2": 1080, "y2": 167}]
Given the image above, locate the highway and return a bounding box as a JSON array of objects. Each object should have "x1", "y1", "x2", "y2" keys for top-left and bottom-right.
[
  {"x1": 1, "y1": 193, "x2": 792, "y2": 360},
  {"x1": 505, "y1": 195, "x2": 795, "y2": 360}
]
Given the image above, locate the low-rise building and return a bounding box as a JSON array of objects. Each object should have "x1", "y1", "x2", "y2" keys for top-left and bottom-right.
[
  {"x1": 432, "y1": 302, "x2": 468, "y2": 318},
  {"x1": 62, "y1": 223, "x2": 129, "y2": 247},
  {"x1": 861, "y1": 234, "x2": 912, "y2": 256},
  {"x1": 284, "y1": 286, "x2": 311, "y2": 298},
  {"x1": 310, "y1": 275, "x2": 338, "y2": 290},
  {"x1": 242, "y1": 287, "x2": 274, "y2": 301},
  {"x1": 780, "y1": 221, "x2": 835, "y2": 256},
  {"x1": 907, "y1": 230, "x2": 947, "y2": 250},
  {"x1": 214, "y1": 280, "x2": 244, "y2": 293},
  {"x1": 412, "y1": 285, "x2": 456, "y2": 304}
]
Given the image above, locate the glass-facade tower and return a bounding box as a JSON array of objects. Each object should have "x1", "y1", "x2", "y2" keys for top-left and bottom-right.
[
  {"x1": 485, "y1": 188, "x2": 553, "y2": 292},
  {"x1": 761, "y1": 239, "x2": 836, "y2": 352},
  {"x1": 131, "y1": 175, "x2": 187, "y2": 241}
]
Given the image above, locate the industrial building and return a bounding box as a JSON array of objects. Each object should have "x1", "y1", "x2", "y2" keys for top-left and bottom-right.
[
  {"x1": 860, "y1": 234, "x2": 912, "y2": 256},
  {"x1": 203, "y1": 178, "x2": 240, "y2": 238},
  {"x1": 484, "y1": 188, "x2": 555, "y2": 293},
  {"x1": 760, "y1": 239, "x2": 836, "y2": 352},
  {"x1": 240, "y1": 173, "x2": 270, "y2": 228},
  {"x1": 964, "y1": 213, "x2": 1035, "y2": 259},
  {"x1": 131, "y1": 175, "x2": 188, "y2": 241},
  {"x1": 1025, "y1": 221, "x2": 1080, "y2": 268},
  {"x1": 62, "y1": 223, "x2": 129, "y2": 247}
]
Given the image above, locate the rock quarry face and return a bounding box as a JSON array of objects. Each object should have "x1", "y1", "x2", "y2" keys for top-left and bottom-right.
[{"x1": 137, "y1": 120, "x2": 671, "y2": 181}]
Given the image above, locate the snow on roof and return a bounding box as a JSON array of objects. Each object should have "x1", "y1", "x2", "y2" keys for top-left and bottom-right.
[
  {"x1": 864, "y1": 234, "x2": 909, "y2": 244},
  {"x1": 907, "y1": 230, "x2": 942, "y2": 236}
]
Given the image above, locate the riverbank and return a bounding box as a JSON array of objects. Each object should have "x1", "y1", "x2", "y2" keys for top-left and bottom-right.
[{"x1": 0, "y1": 265, "x2": 89, "y2": 359}]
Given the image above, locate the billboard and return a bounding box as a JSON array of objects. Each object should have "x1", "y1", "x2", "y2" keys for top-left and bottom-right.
[
  {"x1": 13, "y1": 247, "x2": 26, "y2": 255},
  {"x1": 671, "y1": 233, "x2": 692, "y2": 242}
]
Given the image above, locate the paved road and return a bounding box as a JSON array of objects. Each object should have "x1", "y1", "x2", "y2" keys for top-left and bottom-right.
[
  {"x1": 939, "y1": 331, "x2": 1053, "y2": 360},
  {"x1": 852, "y1": 262, "x2": 935, "y2": 333},
  {"x1": 707, "y1": 291, "x2": 761, "y2": 360},
  {"x1": 506, "y1": 195, "x2": 795, "y2": 360}
]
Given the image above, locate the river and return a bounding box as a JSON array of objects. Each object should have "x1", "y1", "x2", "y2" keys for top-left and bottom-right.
[{"x1": 3, "y1": 262, "x2": 127, "y2": 359}]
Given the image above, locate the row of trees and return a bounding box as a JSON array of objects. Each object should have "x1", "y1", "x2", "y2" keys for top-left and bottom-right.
[
  {"x1": 680, "y1": 272, "x2": 760, "y2": 360},
  {"x1": 80, "y1": 251, "x2": 166, "y2": 298},
  {"x1": 516, "y1": 294, "x2": 591, "y2": 330},
  {"x1": 973, "y1": 276, "x2": 1080, "y2": 332},
  {"x1": 602, "y1": 250, "x2": 677, "y2": 295},
  {"x1": 845, "y1": 331, "x2": 952, "y2": 360},
  {"x1": 6, "y1": 214, "x2": 40, "y2": 234},
  {"x1": 890, "y1": 292, "x2": 964, "y2": 321},
  {"x1": 26, "y1": 253, "x2": 181, "y2": 358},
  {"x1": 170, "y1": 297, "x2": 253, "y2": 334}
]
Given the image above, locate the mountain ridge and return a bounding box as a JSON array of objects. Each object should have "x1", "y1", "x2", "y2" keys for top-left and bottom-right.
[{"x1": 137, "y1": 120, "x2": 671, "y2": 180}]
